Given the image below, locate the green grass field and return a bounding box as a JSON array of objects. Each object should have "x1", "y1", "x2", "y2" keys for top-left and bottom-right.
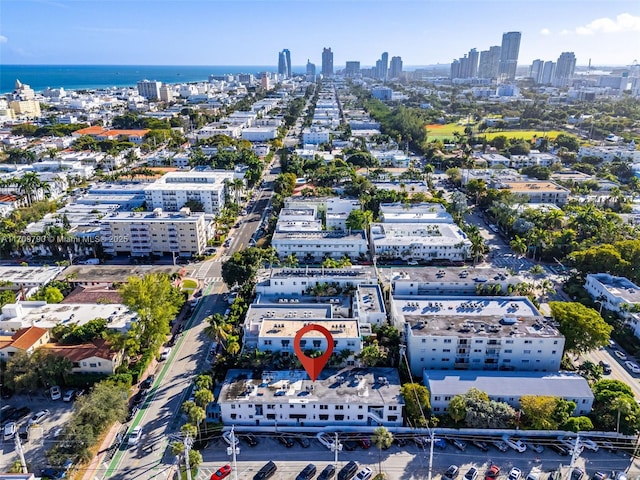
[
  {"x1": 181, "y1": 278, "x2": 198, "y2": 291},
  {"x1": 425, "y1": 123, "x2": 563, "y2": 142}
]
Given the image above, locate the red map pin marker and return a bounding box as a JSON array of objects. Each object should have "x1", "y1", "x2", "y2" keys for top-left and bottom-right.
[{"x1": 294, "y1": 323, "x2": 334, "y2": 382}]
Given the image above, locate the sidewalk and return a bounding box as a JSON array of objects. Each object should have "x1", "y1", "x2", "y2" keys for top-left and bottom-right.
[{"x1": 80, "y1": 421, "x2": 123, "y2": 480}]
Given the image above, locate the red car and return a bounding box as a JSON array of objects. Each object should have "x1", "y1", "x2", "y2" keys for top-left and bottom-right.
[
  {"x1": 211, "y1": 464, "x2": 232, "y2": 480},
  {"x1": 485, "y1": 465, "x2": 500, "y2": 480}
]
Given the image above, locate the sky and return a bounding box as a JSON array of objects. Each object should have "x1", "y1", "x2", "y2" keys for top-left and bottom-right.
[{"x1": 1, "y1": 0, "x2": 639, "y2": 67}]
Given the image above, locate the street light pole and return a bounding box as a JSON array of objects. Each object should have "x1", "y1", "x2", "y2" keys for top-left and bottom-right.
[
  {"x1": 184, "y1": 435, "x2": 193, "y2": 480},
  {"x1": 331, "y1": 432, "x2": 342, "y2": 473},
  {"x1": 226, "y1": 426, "x2": 240, "y2": 480}
]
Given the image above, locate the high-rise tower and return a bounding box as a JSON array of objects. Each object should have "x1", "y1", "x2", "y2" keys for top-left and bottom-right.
[
  {"x1": 322, "y1": 48, "x2": 334, "y2": 76},
  {"x1": 389, "y1": 56, "x2": 403, "y2": 79},
  {"x1": 553, "y1": 52, "x2": 576, "y2": 87},
  {"x1": 278, "y1": 49, "x2": 292, "y2": 78},
  {"x1": 498, "y1": 31, "x2": 521, "y2": 82},
  {"x1": 478, "y1": 46, "x2": 501, "y2": 79}
]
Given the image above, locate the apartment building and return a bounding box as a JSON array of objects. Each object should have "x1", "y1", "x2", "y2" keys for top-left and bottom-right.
[
  {"x1": 425, "y1": 371, "x2": 594, "y2": 415},
  {"x1": 144, "y1": 170, "x2": 235, "y2": 215},
  {"x1": 100, "y1": 208, "x2": 207, "y2": 257},
  {"x1": 271, "y1": 230, "x2": 368, "y2": 262},
  {"x1": 501, "y1": 181, "x2": 570, "y2": 206},
  {"x1": 584, "y1": 272, "x2": 640, "y2": 337},
  {"x1": 379, "y1": 203, "x2": 453, "y2": 224},
  {"x1": 370, "y1": 222, "x2": 471, "y2": 263},
  {"x1": 393, "y1": 296, "x2": 565, "y2": 376},
  {"x1": 218, "y1": 368, "x2": 403, "y2": 427}
]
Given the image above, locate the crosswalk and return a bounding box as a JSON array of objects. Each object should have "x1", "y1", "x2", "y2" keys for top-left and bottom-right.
[{"x1": 491, "y1": 254, "x2": 536, "y2": 272}]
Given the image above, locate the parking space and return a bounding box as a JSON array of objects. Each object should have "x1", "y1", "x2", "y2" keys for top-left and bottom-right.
[{"x1": 0, "y1": 392, "x2": 76, "y2": 473}]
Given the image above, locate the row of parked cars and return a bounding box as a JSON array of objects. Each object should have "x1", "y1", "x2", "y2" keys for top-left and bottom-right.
[
  {"x1": 447, "y1": 465, "x2": 627, "y2": 480},
  {"x1": 240, "y1": 460, "x2": 371, "y2": 480}
]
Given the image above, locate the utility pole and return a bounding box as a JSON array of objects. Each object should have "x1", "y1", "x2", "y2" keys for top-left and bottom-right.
[
  {"x1": 427, "y1": 430, "x2": 435, "y2": 480},
  {"x1": 183, "y1": 435, "x2": 193, "y2": 480},
  {"x1": 14, "y1": 433, "x2": 28, "y2": 474},
  {"x1": 226, "y1": 426, "x2": 240, "y2": 480},
  {"x1": 331, "y1": 432, "x2": 342, "y2": 473}
]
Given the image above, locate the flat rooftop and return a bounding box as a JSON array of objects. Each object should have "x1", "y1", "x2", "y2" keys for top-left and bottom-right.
[
  {"x1": 102, "y1": 211, "x2": 203, "y2": 222},
  {"x1": 370, "y1": 223, "x2": 470, "y2": 244},
  {"x1": 144, "y1": 183, "x2": 225, "y2": 192},
  {"x1": 590, "y1": 274, "x2": 640, "y2": 303},
  {"x1": 0, "y1": 301, "x2": 137, "y2": 331},
  {"x1": 424, "y1": 371, "x2": 593, "y2": 400},
  {"x1": 503, "y1": 181, "x2": 569, "y2": 193},
  {"x1": 259, "y1": 318, "x2": 358, "y2": 338},
  {"x1": 219, "y1": 367, "x2": 402, "y2": 405},
  {"x1": 395, "y1": 296, "x2": 561, "y2": 338},
  {"x1": 0, "y1": 266, "x2": 64, "y2": 285},
  {"x1": 358, "y1": 285, "x2": 385, "y2": 315},
  {"x1": 59, "y1": 265, "x2": 181, "y2": 284},
  {"x1": 257, "y1": 267, "x2": 377, "y2": 281},
  {"x1": 272, "y1": 230, "x2": 366, "y2": 241},
  {"x1": 381, "y1": 266, "x2": 518, "y2": 285}
]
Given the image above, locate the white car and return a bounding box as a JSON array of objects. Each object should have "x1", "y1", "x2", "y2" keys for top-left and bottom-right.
[
  {"x1": 509, "y1": 468, "x2": 522, "y2": 480},
  {"x1": 63, "y1": 389, "x2": 76, "y2": 402},
  {"x1": 625, "y1": 360, "x2": 640, "y2": 373},
  {"x1": 50, "y1": 385, "x2": 62, "y2": 400},
  {"x1": 28, "y1": 409, "x2": 50, "y2": 426},
  {"x1": 159, "y1": 347, "x2": 172, "y2": 361},
  {"x1": 614, "y1": 350, "x2": 627, "y2": 360},
  {"x1": 557, "y1": 435, "x2": 584, "y2": 454},
  {"x1": 355, "y1": 468, "x2": 373, "y2": 480},
  {"x1": 502, "y1": 435, "x2": 527, "y2": 453},
  {"x1": 3, "y1": 422, "x2": 16, "y2": 441},
  {"x1": 128, "y1": 426, "x2": 143, "y2": 446},
  {"x1": 222, "y1": 430, "x2": 239, "y2": 446},
  {"x1": 580, "y1": 438, "x2": 599, "y2": 452}
]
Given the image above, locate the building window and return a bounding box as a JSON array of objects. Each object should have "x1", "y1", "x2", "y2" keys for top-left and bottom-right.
[{"x1": 335, "y1": 415, "x2": 344, "y2": 421}]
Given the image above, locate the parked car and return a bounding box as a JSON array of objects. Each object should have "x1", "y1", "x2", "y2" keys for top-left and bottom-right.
[
  {"x1": 450, "y1": 438, "x2": 467, "y2": 451},
  {"x1": 210, "y1": 464, "x2": 232, "y2": 480},
  {"x1": 549, "y1": 443, "x2": 570, "y2": 455},
  {"x1": 277, "y1": 435, "x2": 294, "y2": 448},
  {"x1": 253, "y1": 461, "x2": 277, "y2": 480},
  {"x1": 570, "y1": 469, "x2": 584, "y2": 480},
  {"x1": 63, "y1": 390, "x2": 76, "y2": 402},
  {"x1": 465, "y1": 467, "x2": 479, "y2": 480},
  {"x1": 50, "y1": 385, "x2": 62, "y2": 400},
  {"x1": 28, "y1": 409, "x2": 50, "y2": 426},
  {"x1": 10, "y1": 407, "x2": 30, "y2": 422},
  {"x1": 503, "y1": 435, "x2": 527, "y2": 452},
  {"x1": 485, "y1": 465, "x2": 501, "y2": 480},
  {"x1": 625, "y1": 360, "x2": 640, "y2": 373},
  {"x1": 444, "y1": 465, "x2": 460, "y2": 480},
  {"x1": 0, "y1": 406, "x2": 16, "y2": 424},
  {"x1": 222, "y1": 431, "x2": 239, "y2": 446},
  {"x1": 338, "y1": 461, "x2": 359, "y2": 480},
  {"x1": 492, "y1": 440, "x2": 509, "y2": 452},
  {"x1": 159, "y1": 347, "x2": 172, "y2": 361},
  {"x1": 581, "y1": 438, "x2": 599, "y2": 452},
  {"x1": 509, "y1": 468, "x2": 522, "y2": 480},
  {"x1": 471, "y1": 440, "x2": 489, "y2": 452},
  {"x1": 240, "y1": 433, "x2": 258, "y2": 446},
  {"x1": 614, "y1": 350, "x2": 627, "y2": 360},
  {"x1": 355, "y1": 468, "x2": 373, "y2": 480},
  {"x1": 343, "y1": 439, "x2": 358, "y2": 451},
  {"x1": 527, "y1": 442, "x2": 544, "y2": 453},
  {"x1": 295, "y1": 436, "x2": 310, "y2": 448},
  {"x1": 127, "y1": 426, "x2": 143, "y2": 446},
  {"x1": 318, "y1": 465, "x2": 336, "y2": 480},
  {"x1": 133, "y1": 389, "x2": 148, "y2": 405},
  {"x1": 591, "y1": 473, "x2": 607, "y2": 480},
  {"x1": 358, "y1": 437, "x2": 371, "y2": 449},
  {"x1": 126, "y1": 405, "x2": 139, "y2": 422},
  {"x1": 297, "y1": 464, "x2": 317, "y2": 480},
  {"x1": 3, "y1": 421, "x2": 17, "y2": 441}
]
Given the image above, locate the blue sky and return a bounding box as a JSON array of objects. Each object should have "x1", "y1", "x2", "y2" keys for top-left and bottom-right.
[{"x1": 1, "y1": 0, "x2": 639, "y2": 67}]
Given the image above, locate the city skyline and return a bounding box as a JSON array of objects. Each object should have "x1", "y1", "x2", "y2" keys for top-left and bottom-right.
[{"x1": 1, "y1": 1, "x2": 639, "y2": 67}]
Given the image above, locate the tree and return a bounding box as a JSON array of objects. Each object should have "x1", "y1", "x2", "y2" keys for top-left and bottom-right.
[
  {"x1": 345, "y1": 209, "x2": 372, "y2": 231},
  {"x1": 371, "y1": 426, "x2": 393, "y2": 474},
  {"x1": 519, "y1": 395, "x2": 561, "y2": 430},
  {"x1": 555, "y1": 133, "x2": 580, "y2": 152},
  {"x1": 41, "y1": 286, "x2": 64, "y2": 303},
  {"x1": 358, "y1": 341, "x2": 387, "y2": 367},
  {"x1": 577, "y1": 360, "x2": 603, "y2": 384},
  {"x1": 183, "y1": 199, "x2": 204, "y2": 212},
  {"x1": 0, "y1": 289, "x2": 16, "y2": 308},
  {"x1": 194, "y1": 389, "x2": 214, "y2": 409},
  {"x1": 447, "y1": 395, "x2": 467, "y2": 424},
  {"x1": 119, "y1": 273, "x2": 184, "y2": 351},
  {"x1": 562, "y1": 416, "x2": 594, "y2": 432},
  {"x1": 400, "y1": 383, "x2": 430, "y2": 427},
  {"x1": 221, "y1": 247, "x2": 271, "y2": 288},
  {"x1": 549, "y1": 301, "x2": 612, "y2": 354}
]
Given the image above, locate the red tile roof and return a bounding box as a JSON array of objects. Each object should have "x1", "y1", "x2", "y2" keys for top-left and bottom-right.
[
  {"x1": 41, "y1": 339, "x2": 117, "y2": 362},
  {"x1": 10, "y1": 326, "x2": 49, "y2": 351}
]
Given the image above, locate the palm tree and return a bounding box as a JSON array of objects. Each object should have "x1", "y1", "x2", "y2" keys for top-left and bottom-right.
[
  {"x1": 510, "y1": 236, "x2": 528, "y2": 258},
  {"x1": 15, "y1": 172, "x2": 44, "y2": 206},
  {"x1": 204, "y1": 314, "x2": 231, "y2": 347},
  {"x1": 371, "y1": 426, "x2": 393, "y2": 474},
  {"x1": 612, "y1": 397, "x2": 634, "y2": 434}
]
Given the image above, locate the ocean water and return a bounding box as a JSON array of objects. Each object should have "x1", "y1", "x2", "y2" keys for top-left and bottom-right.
[{"x1": 0, "y1": 64, "x2": 289, "y2": 94}]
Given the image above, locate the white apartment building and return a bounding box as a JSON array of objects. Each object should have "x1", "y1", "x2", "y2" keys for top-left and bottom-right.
[
  {"x1": 370, "y1": 150, "x2": 410, "y2": 168},
  {"x1": 241, "y1": 127, "x2": 278, "y2": 142},
  {"x1": 282, "y1": 197, "x2": 361, "y2": 232},
  {"x1": 255, "y1": 267, "x2": 378, "y2": 296},
  {"x1": 100, "y1": 208, "x2": 207, "y2": 257},
  {"x1": 425, "y1": 371, "x2": 594, "y2": 416},
  {"x1": 218, "y1": 368, "x2": 404, "y2": 428},
  {"x1": 585, "y1": 273, "x2": 640, "y2": 316},
  {"x1": 302, "y1": 127, "x2": 331, "y2": 145},
  {"x1": 578, "y1": 144, "x2": 640, "y2": 163},
  {"x1": 380, "y1": 203, "x2": 453, "y2": 224},
  {"x1": 383, "y1": 267, "x2": 521, "y2": 296},
  {"x1": 370, "y1": 223, "x2": 471, "y2": 263},
  {"x1": 271, "y1": 231, "x2": 368, "y2": 262},
  {"x1": 393, "y1": 296, "x2": 565, "y2": 376},
  {"x1": 144, "y1": 170, "x2": 235, "y2": 215}
]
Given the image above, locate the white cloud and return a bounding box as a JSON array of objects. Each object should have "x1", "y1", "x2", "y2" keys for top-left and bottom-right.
[
  {"x1": 0, "y1": 35, "x2": 7, "y2": 43},
  {"x1": 576, "y1": 12, "x2": 640, "y2": 35},
  {"x1": 559, "y1": 29, "x2": 571, "y2": 36},
  {"x1": 540, "y1": 28, "x2": 551, "y2": 35}
]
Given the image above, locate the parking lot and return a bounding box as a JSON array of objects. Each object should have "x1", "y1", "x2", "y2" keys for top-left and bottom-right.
[
  {"x1": 0, "y1": 392, "x2": 76, "y2": 474},
  {"x1": 196, "y1": 432, "x2": 639, "y2": 480}
]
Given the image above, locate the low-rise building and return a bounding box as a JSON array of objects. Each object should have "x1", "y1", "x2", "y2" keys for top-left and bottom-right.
[
  {"x1": 393, "y1": 296, "x2": 564, "y2": 376},
  {"x1": 100, "y1": 208, "x2": 207, "y2": 257},
  {"x1": 59, "y1": 264, "x2": 181, "y2": 287},
  {"x1": 379, "y1": 203, "x2": 453, "y2": 224},
  {"x1": 0, "y1": 266, "x2": 65, "y2": 290},
  {"x1": 500, "y1": 181, "x2": 569, "y2": 206},
  {"x1": 0, "y1": 326, "x2": 50, "y2": 359},
  {"x1": 241, "y1": 127, "x2": 278, "y2": 142},
  {"x1": 41, "y1": 339, "x2": 122, "y2": 374},
  {"x1": 584, "y1": 273, "x2": 640, "y2": 315},
  {"x1": 370, "y1": 223, "x2": 471, "y2": 263},
  {"x1": 271, "y1": 230, "x2": 368, "y2": 263},
  {"x1": 218, "y1": 368, "x2": 404, "y2": 427},
  {"x1": 424, "y1": 371, "x2": 594, "y2": 416},
  {"x1": 302, "y1": 127, "x2": 331, "y2": 145}
]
